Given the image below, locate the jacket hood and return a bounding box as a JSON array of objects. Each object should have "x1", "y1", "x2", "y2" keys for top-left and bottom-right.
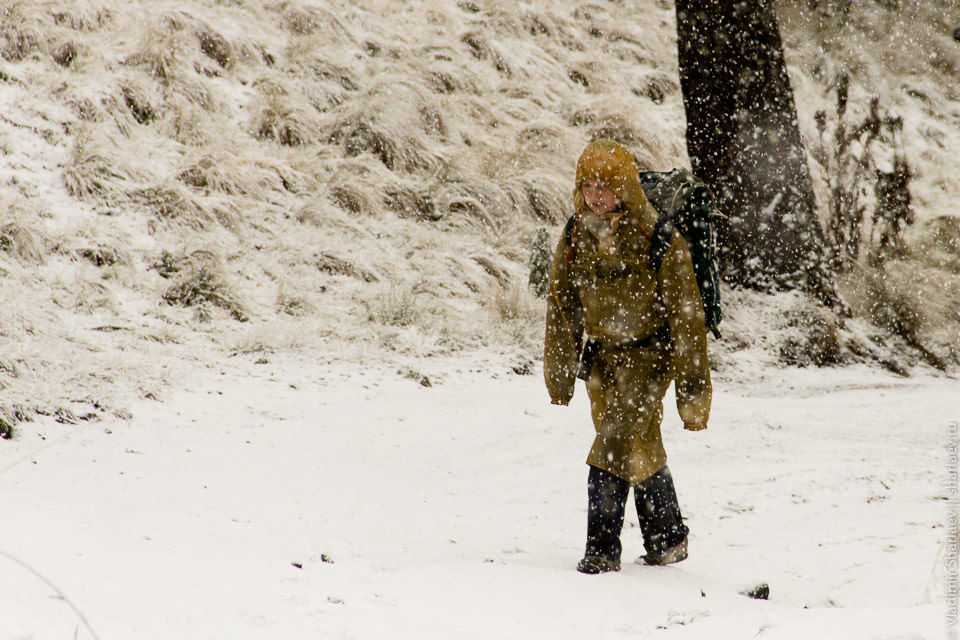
[{"x1": 574, "y1": 139, "x2": 657, "y2": 234}]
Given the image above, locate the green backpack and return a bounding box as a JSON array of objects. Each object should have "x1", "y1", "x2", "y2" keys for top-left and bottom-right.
[{"x1": 640, "y1": 168, "x2": 723, "y2": 339}]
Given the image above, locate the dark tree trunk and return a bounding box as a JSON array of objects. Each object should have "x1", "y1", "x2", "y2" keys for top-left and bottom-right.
[{"x1": 675, "y1": 0, "x2": 839, "y2": 305}]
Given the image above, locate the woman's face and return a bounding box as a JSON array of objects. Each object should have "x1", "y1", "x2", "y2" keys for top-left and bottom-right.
[{"x1": 582, "y1": 180, "x2": 620, "y2": 216}]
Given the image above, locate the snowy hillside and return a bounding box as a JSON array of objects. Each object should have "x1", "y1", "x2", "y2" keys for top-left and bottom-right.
[{"x1": 1, "y1": 0, "x2": 959, "y2": 423}]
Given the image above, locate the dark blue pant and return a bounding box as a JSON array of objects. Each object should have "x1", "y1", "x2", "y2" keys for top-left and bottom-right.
[{"x1": 585, "y1": 465, "x2": 688, "y2": 561}]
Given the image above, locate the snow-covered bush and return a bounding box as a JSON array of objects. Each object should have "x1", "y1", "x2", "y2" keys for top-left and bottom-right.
[
  {"x1": 0, "y1": 221, "x2": 44, "y2": 264},
  {"x1": 368, "y1": 282, "x2": 421, "y2": 328},
  {"x1": 157, "y1": 250, "x2": 248, "y2": 322}
]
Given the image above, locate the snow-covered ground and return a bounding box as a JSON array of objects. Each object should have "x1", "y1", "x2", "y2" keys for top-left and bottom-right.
[
  {"x1": 1, "y1": 351, "x2": 952, "y2": 639},
  {"x1": 2, "y1": 0, "x2": 958, "y2": 430}
]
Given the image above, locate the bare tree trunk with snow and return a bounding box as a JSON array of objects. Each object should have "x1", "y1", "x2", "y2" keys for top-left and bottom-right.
[{"x1": 675, "y1": 0, "x2": 839, "y2": 306}]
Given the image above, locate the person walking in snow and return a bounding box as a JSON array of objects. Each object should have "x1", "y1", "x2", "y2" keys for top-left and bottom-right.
[{"x1": 544, "y1": 139, "x2": 712, "y2": 574}]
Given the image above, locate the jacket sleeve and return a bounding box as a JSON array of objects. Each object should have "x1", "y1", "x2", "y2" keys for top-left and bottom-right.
[
  {"x1": 543, "y1": 233, "x2": 584, "y2": 406},
  {"x1": 659, "y1": 233, "x2": 712, "y2": 430}
]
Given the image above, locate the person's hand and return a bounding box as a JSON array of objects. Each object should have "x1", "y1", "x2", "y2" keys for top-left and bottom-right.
[{"x1": 684, "y1": 422, "x2": 707, "y2": 431}]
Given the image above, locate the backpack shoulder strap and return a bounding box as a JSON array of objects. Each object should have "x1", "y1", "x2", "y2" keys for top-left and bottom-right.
[
  {"x1": 646, "y1": 169, "x2": 687, "y2": 273},
  {"x1": 649, "y1": 214, "x2": 675, "y2": 273},
  {"x1": 563, "y1": 213, "x2": 580, "y2": 262},
  {"x1": 563, "y1": 214, "x2": 576, "y2": 246}
]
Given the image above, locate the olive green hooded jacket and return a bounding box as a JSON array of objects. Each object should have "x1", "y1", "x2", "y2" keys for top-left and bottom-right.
[{"x1": 544, "y1": 139, "x2": 712, "y2": 484}]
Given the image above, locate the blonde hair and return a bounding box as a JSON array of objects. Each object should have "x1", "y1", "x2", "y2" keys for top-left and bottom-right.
[{"x1": 572, "y1": 139, "x2": 659, "y2": 234}]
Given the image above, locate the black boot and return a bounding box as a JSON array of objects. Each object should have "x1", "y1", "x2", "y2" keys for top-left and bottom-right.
[
  {"x1": 578, "y1": 465, "x2": 629, "y2": 574},
  {"x1": 634, "y1": 466, "x2": 689, "y2": 565}
]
